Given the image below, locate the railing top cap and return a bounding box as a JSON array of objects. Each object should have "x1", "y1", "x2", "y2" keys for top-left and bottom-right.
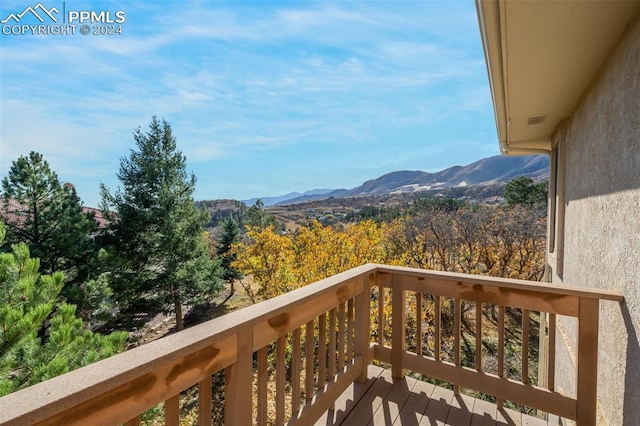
[{"x1": 370, "y1": 264, "x2": 624, "y2": 302}]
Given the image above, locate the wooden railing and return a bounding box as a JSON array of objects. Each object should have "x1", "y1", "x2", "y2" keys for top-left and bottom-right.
[
  {"x1": 370, "y1": 265, "x2": 622, "y2": 425},
  {"x1": 0, "y1": 264, "x2": 623, "y2": 426}
]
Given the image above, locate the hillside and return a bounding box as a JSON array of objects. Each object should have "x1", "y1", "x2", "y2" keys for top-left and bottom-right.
[
  {"x1": 242, "y1": 189, "x2": 333, "y2": 207},
  {"x1": 276, "y1": 154, "x2": 548, "y2": 205}
]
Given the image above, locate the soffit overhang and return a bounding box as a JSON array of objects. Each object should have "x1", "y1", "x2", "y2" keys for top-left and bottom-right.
[{"x1": 476, "y1": 0, "x2": 640, "y2": 155}]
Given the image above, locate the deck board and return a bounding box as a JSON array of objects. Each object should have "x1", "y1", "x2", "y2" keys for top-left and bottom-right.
[
  {"x1": 446, "y1": 393, "x2": 476, "y2": 425},
  {"x1": 395, "y1": 378, "x2": 435, "y2": 424},
  {"x1": 340, "y1": 368, "x2": 395, "y2": 425},
  {"x1": 368, "y1": 372, "x2": 417, "y2": 425},
  {"x1": 315, "y1": 365, "x2": 384, "y2": 425},
  {"x1": 419, "y1": 380, "x2": 454, "y2": 425},
  {"x1": 315, "y1": 367, "x2": 558, "y2": 425},
  {"x1": 471, "y1": 397, "x2": 498, "y2": 426},
  {"x1": 496, "y1": 407, "x2": 523, "y2": 426}
]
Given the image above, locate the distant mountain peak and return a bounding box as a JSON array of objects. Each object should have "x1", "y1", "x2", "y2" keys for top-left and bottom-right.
[
  {"x1": 275, "y1": 154, "x2": 548, "y2": 205},
  {"x1": 242, "y1": 188, "x2": 335, "y2": 207}
]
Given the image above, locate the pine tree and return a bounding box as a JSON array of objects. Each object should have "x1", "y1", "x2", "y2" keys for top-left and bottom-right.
[
  {"x1": 0, "y1": 222, "x2": 127, "y2": 396},
  {"x1": 245, "y1": 199, "x2": 282, "y2": 231},
  {"x1": 100, "y1": 117, "x2": 223, "y2": 331},
  {"x1": 216, "y1": 218, "x2": 243, "y2": 294},
  {"x1": 0, "y1": 152, "x2": 105, "y2": 320},
  {"x1": 503, "y1": 176, "x2": 548, "y2": 207}
]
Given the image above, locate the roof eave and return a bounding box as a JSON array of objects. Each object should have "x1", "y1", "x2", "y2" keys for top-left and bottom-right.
[{"x1": 476, "y1": 0, "x2": 509, "y2": 154}]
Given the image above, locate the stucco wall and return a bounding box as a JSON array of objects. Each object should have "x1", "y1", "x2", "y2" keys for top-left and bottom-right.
[{"x1": 550, "y1": 12, "x2": 640, "y2": 426}]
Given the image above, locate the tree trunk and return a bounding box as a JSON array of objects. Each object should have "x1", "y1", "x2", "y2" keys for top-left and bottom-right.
[{"x1": 175, "y1": 298, "x2": 183, "y2": 331}]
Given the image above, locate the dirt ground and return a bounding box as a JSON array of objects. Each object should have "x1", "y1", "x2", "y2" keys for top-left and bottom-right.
[{"x1": 130, "y1": 278, "x2": 256, "y2": 347}]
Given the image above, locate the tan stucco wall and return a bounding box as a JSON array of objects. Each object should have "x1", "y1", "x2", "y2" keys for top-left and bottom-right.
[{"x1": 549, "y1": 12, "x2": 640, "y2": 426}]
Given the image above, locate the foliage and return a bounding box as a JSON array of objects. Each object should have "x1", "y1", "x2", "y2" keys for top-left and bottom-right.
[
  {"x1": 216, "y1": 218, "x2": 243, "y2": 292},
  {"x1": 409, "y1": 197, "x2": 465, "y2": 214},
  {"x1": 345, "y1": 197, "x2": 466, "y2": 224},
  {"x1": 344, "y1": 204, "x2": 403, "y2": 224},
  {"x1": 382, "y1": 204, "x2": 546, "y2": 280},
  {"x1": 100, "y1": 117, "x2": 223, "y2": 330},
  {"x1": 68, "y1": 262, "x2": 118, "y2": 326},
  {"x1": 293, "y1": 219, "x2": 383, "y2": 283},
  {"x1": 197, "y1": 198, "x2": 286, "y2": 233},
  {"x1": 197, "y1": 199, "x2": 247, "y2": 229},
  {"x1": 0, "y1": 151, "x2": 109, "y2": 322},
  {"x1": 233, "y1": 201, "x2": 546, "y2": 303},
  {"x1": 232, "y1": 225, "x2": 295, "y2": 300},
  {"x1": 0, "y1": 222, "x2": 127, "y2": 396},
  {"x1": 245, "y1": 199, "x2": 283, "y2": 232},
  {"x1": 233, "y1": 220, "x2": 383, "y2": 300},
  {"x1": 503, "y1": 176, "x2": 548, "y2": 207}
]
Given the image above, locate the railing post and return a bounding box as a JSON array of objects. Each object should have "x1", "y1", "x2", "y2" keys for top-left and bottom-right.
[
  {"x1": 225, "y1": 327, "x2": 253, "y2": 426},
  {"x1": 198, "y1": 377, "x2": 213, "y2": 426},
  {"x1": 576, "y1": 298, "x2": 599, "y2": 426},
  {"x1": 391, "y1": 274, "x2": 405, "y2": 381},
  {"x1": 354, "y1": 273, "x2": 372, "y2": 383}
]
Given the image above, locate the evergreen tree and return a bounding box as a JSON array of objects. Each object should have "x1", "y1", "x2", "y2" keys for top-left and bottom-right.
[
  {"x1": 503, "y1": 176, "x2": 548, "y2": 207},
  {"x1": 100, "y1": 117, "x2": 223, "y2": 331},
  {"x1": 216, "y1": 218, "x2": 243, "y2": 293},
  {"x1": 245, "y1": 199, "x2": 283, "y2": 231},
  {"x1": 0, "y1": 152, "x2": 106, "y2": 321},
  {"x1": 0, "y1": 222, "x2": 127, "y2": 396}
]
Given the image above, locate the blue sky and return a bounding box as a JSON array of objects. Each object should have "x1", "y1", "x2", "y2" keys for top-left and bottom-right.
[{"x1": 0, "y1": 0, "x2": 499, "y2": 207}]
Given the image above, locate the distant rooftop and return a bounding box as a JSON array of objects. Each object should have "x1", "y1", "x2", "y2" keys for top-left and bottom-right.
[{"x1": 0, "y1": 198, "x2": 108, "y2": 230}]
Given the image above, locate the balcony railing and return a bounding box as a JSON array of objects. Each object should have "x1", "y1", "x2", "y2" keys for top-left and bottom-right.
[{"x1": 0, "y1": 264, "x2": 623, "y2": 426}]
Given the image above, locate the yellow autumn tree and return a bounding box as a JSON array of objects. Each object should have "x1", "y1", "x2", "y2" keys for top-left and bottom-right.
[
  {"x1": 231, "y1": 226, "x2": 295, "y2": 300},
  {"x1": 232, "y1": 220, "x2": 384, "y2": 302},
  {"x1": 344, "y1": 219, "x2": 385, "y2": 266}
]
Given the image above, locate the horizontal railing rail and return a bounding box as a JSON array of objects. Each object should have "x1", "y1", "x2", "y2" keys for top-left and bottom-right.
[{"x1": 0, "y1": 264, "x2": 623, "y2": 426}]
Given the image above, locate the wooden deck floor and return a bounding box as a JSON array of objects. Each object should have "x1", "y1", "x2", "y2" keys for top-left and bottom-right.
[{"x1": 314, "y1": 365, "x2": 557, "y2": 426}]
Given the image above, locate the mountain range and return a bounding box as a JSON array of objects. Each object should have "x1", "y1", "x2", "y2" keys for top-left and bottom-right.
[{"x1": 243, "y1": 154, "x2": 549, "y2": 206}]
